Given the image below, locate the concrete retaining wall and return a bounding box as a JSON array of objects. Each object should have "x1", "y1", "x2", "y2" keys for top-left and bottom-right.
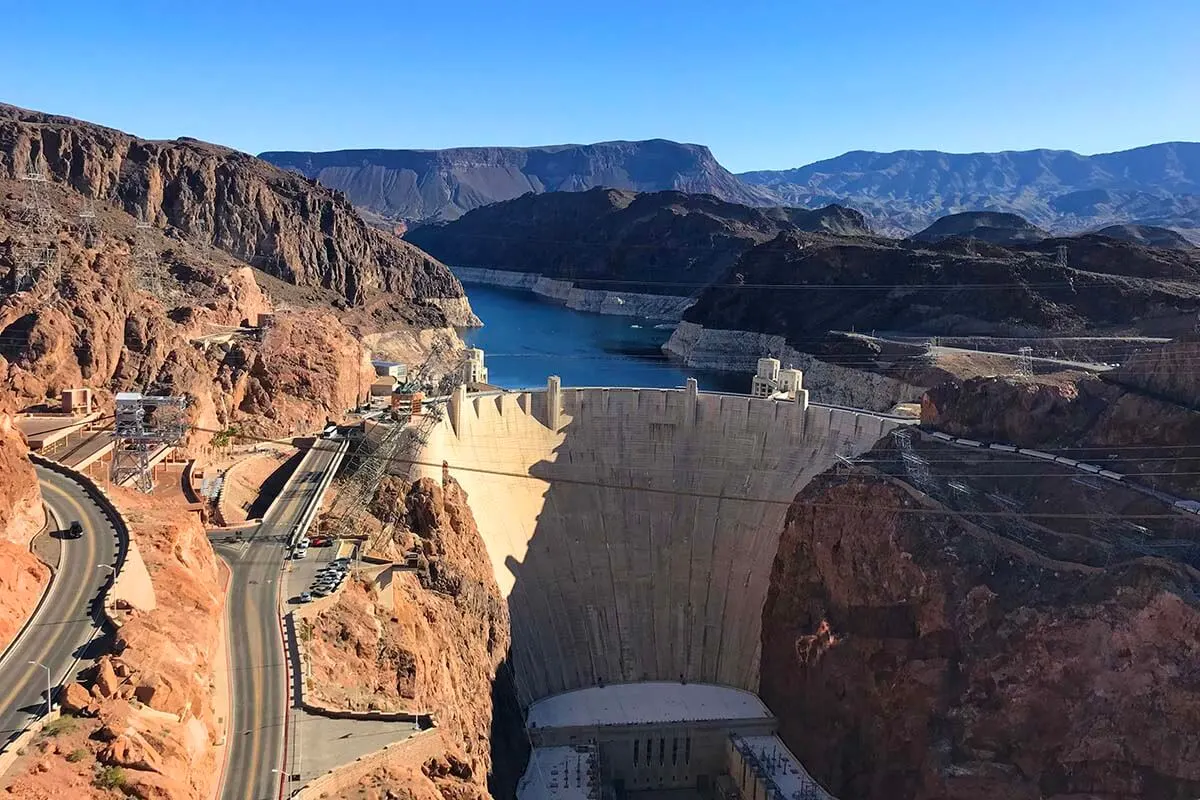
[
  {"x1": 294, "y1": 728, "x2": 445, "y2": 799},
  {"x1": 416, "y1": 382, "x2": 906, "y2": 705}
]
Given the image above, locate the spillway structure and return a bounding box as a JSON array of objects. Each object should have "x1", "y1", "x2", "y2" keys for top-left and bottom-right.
[{"x1": 413, "y1": 377, "x2": 910, "y2": 800}]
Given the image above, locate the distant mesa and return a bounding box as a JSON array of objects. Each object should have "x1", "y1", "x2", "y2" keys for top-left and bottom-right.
[
  {"x1": 1091, "y1": 223, "x2": 1198, "y2": 251},
  {"x1": 259, "y1": 139, "x2": 778, "y2": 226},
  {"x1": 910, "y1": 211, "x2": 1049, "y2": 245}
]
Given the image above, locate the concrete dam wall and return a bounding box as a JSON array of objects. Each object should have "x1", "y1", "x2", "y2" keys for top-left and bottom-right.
[{"x1": 415, "y1": 381, "x2": 906, "y2": 706}]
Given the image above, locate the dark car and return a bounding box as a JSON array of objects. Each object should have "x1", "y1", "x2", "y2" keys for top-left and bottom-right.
[{"x1": 64, "y1": 520, "x2": 84, "y2": 539}]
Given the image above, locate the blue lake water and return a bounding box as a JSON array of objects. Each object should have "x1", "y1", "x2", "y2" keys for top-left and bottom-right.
[{"x1": 459, "y1": 283, "x2": 746, "y2": 393}]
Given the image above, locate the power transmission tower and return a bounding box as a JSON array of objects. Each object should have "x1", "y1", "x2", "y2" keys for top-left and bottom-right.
[
  {"x1": 13, "y1": 167, "x2": 59, "y2": 291},
  {"x1": 133, "y1": 215, "x2": 162, "y2": 295},
  {"x1": 78, "y1": 197, "x2": 99, "y2": 247},
  {"x1": 111, "y1": 392, "x2": 190, "y2": 492},
  {"x1": 1056, "y1": 244, "x2": 1068, "y2": 269},
  {"x1": 1016, "y1": 346, "x2": 1034, "y2": 378},
  {"x1": 895, "y1": 430, "x2": 933, "y2": 493},
  {"x1": 20, "y1": 168, "x2": 51, "y2": 230}
]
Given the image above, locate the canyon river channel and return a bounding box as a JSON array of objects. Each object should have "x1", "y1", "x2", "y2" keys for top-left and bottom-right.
[{"x1": 459, "y1": 282, "x2": 745, "y2": 392}]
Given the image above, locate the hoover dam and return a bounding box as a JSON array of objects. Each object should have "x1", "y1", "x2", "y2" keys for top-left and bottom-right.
[{"x1": 414, "y1": 378, "x2": 910, "y2": 800}]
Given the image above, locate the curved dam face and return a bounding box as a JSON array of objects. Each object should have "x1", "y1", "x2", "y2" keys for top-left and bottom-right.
[{"x1": 416, "y1": 380, "x2": 904, "y2": 707}]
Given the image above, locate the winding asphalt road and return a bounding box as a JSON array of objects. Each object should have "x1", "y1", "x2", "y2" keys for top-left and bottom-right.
[
  {"x1": 214, "y1": 440, "x2": 345, "y2": 800},
  {"x1": 0, "y1": 466, "x2": 119, "y2": 748}
]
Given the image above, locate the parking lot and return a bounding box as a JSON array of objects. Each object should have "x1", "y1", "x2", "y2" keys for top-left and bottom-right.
[{"x1": 283, "y1": 538, "x2": 358, "y2": 607}]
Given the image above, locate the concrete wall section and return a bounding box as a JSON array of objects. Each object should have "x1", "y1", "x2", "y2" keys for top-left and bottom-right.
[{"x1": 417, "y1": 386, "x2": 904, "y2": 706}]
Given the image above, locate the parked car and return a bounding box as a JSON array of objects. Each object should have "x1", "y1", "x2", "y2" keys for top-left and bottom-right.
[
  {"x1": 310, "y1": 536, "x2": 332, "y2": 547},
  {"x1": 64, "y1": 520, "x2": 84, "y2": 539},
  {"x1": 298, "y1": 591, "x2": 312, "y2": 603},
  {"x1": 311, "y1": 586, "x2": 331, "y2": 598},
  {"x1": 292, "y1": 547, "x2": 308, "y2": 559}
]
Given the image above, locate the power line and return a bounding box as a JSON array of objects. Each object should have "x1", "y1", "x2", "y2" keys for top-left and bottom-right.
[{"x1": 186, "y1": 424, "x2": 1200, "y2": 521}]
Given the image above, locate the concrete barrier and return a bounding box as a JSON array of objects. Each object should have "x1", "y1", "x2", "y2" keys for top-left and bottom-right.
[
  {"x1": 0, "y1": 710, "x2": 60, "y2": 777},
  {"x1": 293, "y1": 728, "x2": 444, "y2": 799}
]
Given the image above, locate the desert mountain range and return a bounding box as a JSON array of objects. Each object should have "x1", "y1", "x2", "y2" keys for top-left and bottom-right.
[{"x1": 261, "y1": 140, "x2": 1200, "y2": 242}]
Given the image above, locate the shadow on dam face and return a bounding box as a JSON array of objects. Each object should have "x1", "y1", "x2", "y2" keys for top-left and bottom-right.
[{"x1": 419, "y1": 384, "x2": 905, "y2": 722}]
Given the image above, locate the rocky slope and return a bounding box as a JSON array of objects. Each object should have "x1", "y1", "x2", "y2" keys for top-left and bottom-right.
[
  {"x1": 0, "y1": 213, "x2": 376, "y2": 442},
  {"x1": 406, "y1": 188, "x2": 869, "y2": 314},
  {"x1": 738, "y1": 142, "x2": 1200, "y2": 240},
  {"x1": 5, "y1": 486, "x2": 226, "y2": 800},
  {"x1": 302, "y1": 475, "x2": 510, "y2": 796},
  {"x1": 0, "y1": 413, "x2": 48, "y2": 652},
  {"x1": 924, "y1": 363, "x2": 1200, "y2": 500},
  {"x1": 911, "y1": 211, "x2": 1049, "y2": 244},
  {"x1": 260, "y1": 139, "x2": 776, "y2": 225},
  {"x1": 667, "y1": 229, "x2": 1200, "y2": 392},
  {"x1": 0, "y1": 103, "x2": 471, "y2": 322},
  {"x1": 1094, "y1": 223, "x2": 1198, "y2": 251},
  {"x1": 761, "y1": 456, "x2": 1200, "y2": 800}
]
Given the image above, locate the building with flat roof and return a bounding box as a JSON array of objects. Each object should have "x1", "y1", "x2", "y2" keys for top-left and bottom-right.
[{"x1": 526, "y1": 683, "x2": 778, "y2": 796}]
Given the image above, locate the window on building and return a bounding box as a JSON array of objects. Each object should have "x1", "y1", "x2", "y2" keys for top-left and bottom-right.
[
  {"x1": 685, "y1": 736, "x2": 691, "y2": 765},
  {"x1": 647, "y1": 738, "x2": 653, "y2": 764},
  {"x1": 633, "y1": 739, "x2": 639, "y2": 766},
  {"x1": 672, "y1": 737, "x2": 678, "y2": 765},
  {"x1": 659, "y1": 737, "x2": 666, "y2": 766}
]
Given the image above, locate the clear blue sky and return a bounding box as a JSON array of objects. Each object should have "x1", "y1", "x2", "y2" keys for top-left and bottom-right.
[{"x1": 3, "y1": 0, "x2": 1197, "y2": 172}]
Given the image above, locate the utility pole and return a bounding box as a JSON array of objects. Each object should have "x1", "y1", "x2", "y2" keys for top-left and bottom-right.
[{"x1": 111, "y1": 392, "x2": 190, "y2": 492}]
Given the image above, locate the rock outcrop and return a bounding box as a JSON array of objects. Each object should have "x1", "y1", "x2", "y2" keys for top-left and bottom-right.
[
  {"x1": 761, "y1": 463, "x2": 1200, "y2": 800},
  {"x1": 260, "y1": 139, "x2": 776, "y2": 225},
  {"x1": 0, "y1": 103, "x2": 469, "y2": 320},
  {"x1": 1094, "y1": 223, "x2": 1198, "y2": 251},
  {"x1": 911, "y1": 211, "x2": 1049, "y2": 244},
  {"x1": 0, "y1": 413, "x2": 48, "y2": 651},
  {"x1": 0, "y1": 226, "x2": 375, "y2": 441},
  {"x1": 303, "y1": 476, "x2": 509, "y2": 794},
  {"x1": 923, "y1": 370, "x2": 1200, "y2": 498}
]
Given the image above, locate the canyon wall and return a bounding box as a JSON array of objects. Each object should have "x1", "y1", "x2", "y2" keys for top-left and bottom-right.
[
  {"x1": 414, "y1": 384, "x2": 905, "y2": 706},
  {"x1": 0, "y1": 103, "x2": 467, "y2": 320},
  {"x1": 760, "y1": 468, "x2": 1200, "y2": 800}
]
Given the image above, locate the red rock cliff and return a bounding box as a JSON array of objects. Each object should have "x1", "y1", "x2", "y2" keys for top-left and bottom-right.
[
  {"x1": 302, "y1": 476, "x2": 509, "y2": 798},
  {"x1": 760, "y1": 469, "x2": 1200, "y2": 800}
]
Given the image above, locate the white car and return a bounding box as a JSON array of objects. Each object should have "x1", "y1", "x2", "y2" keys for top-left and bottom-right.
[{"x1": 298, "y1": 591, "x2": 312, "y2": 603}]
